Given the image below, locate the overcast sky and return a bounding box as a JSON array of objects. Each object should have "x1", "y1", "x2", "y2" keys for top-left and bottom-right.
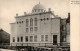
[{"x1": 0, "y1": 0, "x2": 70, "y2": 34}]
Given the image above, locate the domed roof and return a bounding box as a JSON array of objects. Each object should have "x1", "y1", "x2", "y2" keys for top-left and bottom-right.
[
  {"x1": 32, "y1": 3, "x2": 45, "y2": 10},
  {"x1": 32, "y1": 3, "x2": 46, "y2": 13}
]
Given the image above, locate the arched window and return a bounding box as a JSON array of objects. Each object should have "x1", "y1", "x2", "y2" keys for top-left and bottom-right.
[
  {"x1": 26, "y1": 19, "x2": 28, "y2": 26},
  {"x1": 35, "y1": 18, "x2": 37, "y2": 26},
  {"x1": 30, "y1": 18, "x2": 33, "y2": 26}
]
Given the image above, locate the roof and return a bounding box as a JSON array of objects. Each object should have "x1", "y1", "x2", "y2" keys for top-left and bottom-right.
[
  {"x1": 0, "y1": 29, "x2": 10, "y2": 43},
  {"x1": 15, "y1": 11, "x2": 56, "y2": 18}
]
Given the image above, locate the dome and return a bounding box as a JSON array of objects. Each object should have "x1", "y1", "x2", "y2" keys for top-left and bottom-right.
[
  {"x1": 32, "y1": 3, "x2": 46, "y2": 13},
  {"x1": 33, "y1": 4, "x2": 45, "y2": 10}
]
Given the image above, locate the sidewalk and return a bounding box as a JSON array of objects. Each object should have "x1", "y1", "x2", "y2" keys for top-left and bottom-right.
[{"x1": 0, "y1": 49, "x2": 16, "y2": 51}]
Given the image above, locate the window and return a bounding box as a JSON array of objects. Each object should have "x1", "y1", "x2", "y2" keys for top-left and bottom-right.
[
  {"x1": 30, "y1": 27, "x2": 33, "y2": 32},
  {"x1": 13, "y1": 37, "x2": 15, "y2": 42},
  {"x1": 30, "y1": 36, "x2": 33, "y2": 42},
  {"x1": 34, "y1": 35, "x2": 37, "y2": 42},
  {"x1": 26, "y1": 19, "x2": 28, "y2": 26},
  {"x1": 25, "y1": 36, "x2": 28, "y2": 42},
  {"x1": 22, "y1": 21, "x2": 23, "y2": 23},
  {"x1": 41, "y1": 35, "x2": 44, "y2": 41},
  {"x1": 62, "y1": 25, "x2": 66, "y2": 31},
  {"x1": 47, "y1": 18, "x2": 49, "y2": 20},
  {"x1": 19, "y1": 22, "x2": 21, "y2": 24},
  {"x1": 45, "y1": 35, "x2": 48, "y2": 41},
  {"x1": 40, "y1": 19, "x2": 43, "y2": 21},
  {"x1": 26, "y1": 28, "x2": 28, "y2": 32},
  {"x1": 35, "y1": 18, "x2": 37, "y2": 26},
  {"x1": 34, "y1": 27, "x2": 38, "y2": 31},
  {"x1": 30, "y1": 18, "x2": 33, "y2": 26},
  {"x1": 53, "y1": 35, "x2": 57, "y2": 45},
  {"x1": 17, "y1": 37, "x2": 19, "y2": 42},
  {"x1": 17, "y1": 22, "x2": 18, "y2": 24},
  {"x1": 44, "y1": 18, "x2": 46, "y2": 21},
  {"x1": 21, "y1": 36, "x2": 23, "y2": 42}
]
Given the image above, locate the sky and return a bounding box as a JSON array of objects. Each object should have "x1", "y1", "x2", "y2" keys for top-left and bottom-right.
[{"x1": 0, "y1": 0, "x2": 70, "y2": 34}]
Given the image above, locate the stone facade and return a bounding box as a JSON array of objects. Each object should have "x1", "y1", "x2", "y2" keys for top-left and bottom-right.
[{"x1": 10, "y1": 3, "x2": 70, "y2": 47}]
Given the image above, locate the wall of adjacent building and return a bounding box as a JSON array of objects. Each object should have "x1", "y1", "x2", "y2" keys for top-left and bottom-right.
[
  {"x1": 51, "y1": 18, "x2": 61, "y2": 44},
  {"x1": 66, "y1": 23, "x2": 70, "y2": 43}
]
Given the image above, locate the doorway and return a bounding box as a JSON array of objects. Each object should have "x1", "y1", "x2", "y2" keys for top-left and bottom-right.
[{"x1": 53, "y1": 35, "x2": 57, "y2": 45}]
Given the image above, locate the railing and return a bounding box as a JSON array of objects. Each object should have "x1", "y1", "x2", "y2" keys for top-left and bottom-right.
[
  {"x1": 10, "y1": 43, "x2": 70, "y2": 47},
  {"x1": 0, "y1": 43, "x2": 70, "y2": 51}
]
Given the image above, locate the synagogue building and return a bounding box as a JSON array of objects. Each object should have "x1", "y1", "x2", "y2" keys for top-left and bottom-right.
[{"x1": 10, "y1": 3, "x2": 70, "y2": 47}]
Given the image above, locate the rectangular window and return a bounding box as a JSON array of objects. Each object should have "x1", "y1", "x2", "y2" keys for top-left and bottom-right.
[
  {"x1": 21, "y1": 36, "x2": 23, "y2": 42},
  {"x1": 34, "y1": 27, "x2": 38, "y2": 31},
  {"x1": 34, "y1": 35, "x2": 37, "y2": 42},
  {"x1": 26, "y1": 28, "x2": 28, "y2": 32},
  {"x1": 25, "y1": 36, "x2": 28, "y2": 42},
  {"x1": 30, "y1": 27, "x2": 33, "y2": 32},
  {"x1": 13, "y1": 37, "x2": 15, "y2": 42},
  {"x1": 62, "y1": 25, "x2": 66, "y2": 31},
  {"x1": 45, "y1": 35, "x2": 48, "y2": 41},
  {"x1": 17, "y1": 37, "x2": 19, "y2": 42},
  {"x1": 41, "y1": 35, "x2": 44, "y2": 41},
  {"x1": 30, "y1": 36, "x2": 33, "y2": 42}
]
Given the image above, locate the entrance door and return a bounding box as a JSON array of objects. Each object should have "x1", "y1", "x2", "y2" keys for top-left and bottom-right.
[{"x1": 53, "y1": 35, "x2": 57, "y2": 45}]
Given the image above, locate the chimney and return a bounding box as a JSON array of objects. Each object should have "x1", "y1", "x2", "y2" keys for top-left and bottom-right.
[
  {"x1": 68, "y1": 13, "x2": 70, "y2": 18},
  {"x1": 24, "y1": 12, "x2": 27, "y2": 15},
  {"x1": 16, "y1": 13, "x2": 18, "y2": 16},
  {"x1": 48, "y1": 8, "x2": 51, "y2": 11}
]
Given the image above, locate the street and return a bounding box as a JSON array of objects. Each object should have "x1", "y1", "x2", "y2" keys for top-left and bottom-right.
[{"x1": 0, "y1": 49, "x2": 15, "y2": 51}]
